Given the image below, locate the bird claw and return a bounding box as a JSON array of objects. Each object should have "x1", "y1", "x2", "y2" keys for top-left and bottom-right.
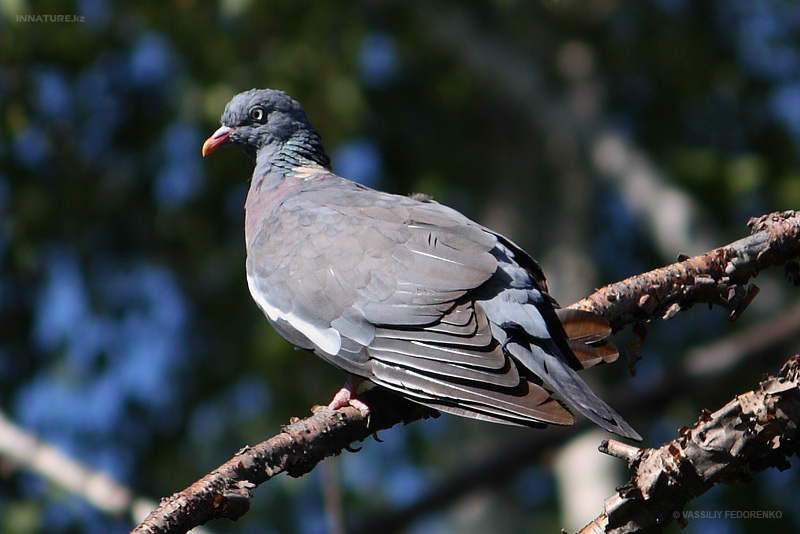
[
  {"x1": 327, "y1": 377, "x2": 371, "y2": 424},
  {"x1": 328, "y1": 392, "x2": 371, "y2": 421}
]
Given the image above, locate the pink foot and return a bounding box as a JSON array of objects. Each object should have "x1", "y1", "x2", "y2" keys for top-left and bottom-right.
[{"x1": 327, "y1": 376, "x2": 370, "y2": 419}]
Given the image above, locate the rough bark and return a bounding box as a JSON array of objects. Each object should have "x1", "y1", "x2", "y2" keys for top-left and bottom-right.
[
  {"x1": 131, "y1": 389, "x2": 434, "y2": 534},
  {"x1": 578, "y1": 355, "x2": 800, "y2": 534},
  {"x1": 571, "y1": 211, "x2": 800, "y2": 330}
]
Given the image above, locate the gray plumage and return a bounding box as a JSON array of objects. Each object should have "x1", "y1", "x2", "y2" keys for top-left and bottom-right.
[{"x1": 203, "y1": 88, "x2": 640, "y2": 440}]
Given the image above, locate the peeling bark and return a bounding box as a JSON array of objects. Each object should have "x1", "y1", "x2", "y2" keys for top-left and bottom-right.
[
  {"x1": 571, "y1": 211, "x2": 800, "y2": 331},
  {"x1": 578, "y1": 355, "x2": 800, "y2": 534}
]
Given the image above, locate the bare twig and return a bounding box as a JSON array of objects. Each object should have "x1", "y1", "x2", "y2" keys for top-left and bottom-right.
[
  {"x1": 578, "y1": 355, "x2": 800, "y2": 534},
  {"x1": 571, "y1": 211, "x2": 800, "y2": 331},
  {"x1": 599, "y1": 439, "x2": 642, "y2": 462},
  {"x1": 130, "y1": 389, "x2": 435, "y2": 534}
]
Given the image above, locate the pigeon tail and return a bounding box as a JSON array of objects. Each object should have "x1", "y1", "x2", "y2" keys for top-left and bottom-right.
[{"x1": 506, "y1": 341, "x2": 641, "y2": 440}]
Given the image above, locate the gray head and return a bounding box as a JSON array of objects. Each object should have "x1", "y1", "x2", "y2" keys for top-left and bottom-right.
[{"x1": 202, "y1": 88, "x2": 330, "y2": 169}]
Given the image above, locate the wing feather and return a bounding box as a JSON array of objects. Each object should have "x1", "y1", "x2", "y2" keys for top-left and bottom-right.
[{"x1": 370, "y1": 360, "x2": 574, "y2": 426}]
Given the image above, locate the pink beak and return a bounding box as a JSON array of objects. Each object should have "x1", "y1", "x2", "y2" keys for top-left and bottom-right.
[{"x1": 202, "y1": 125, "x2": 234, "y2": 156}]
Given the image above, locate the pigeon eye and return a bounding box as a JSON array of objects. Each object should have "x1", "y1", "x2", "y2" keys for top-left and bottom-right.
[{"x1": 249, "y1": 107, "x2": 265, "y2": 122}]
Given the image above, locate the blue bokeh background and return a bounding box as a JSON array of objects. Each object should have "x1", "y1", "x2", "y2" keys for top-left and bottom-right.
[{"x1": 3, "y1": 1, "x2": 800, "y2": 533}]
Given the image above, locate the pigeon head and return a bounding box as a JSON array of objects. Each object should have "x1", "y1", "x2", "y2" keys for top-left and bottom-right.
[{"x1": 202, "y1": 88, "x2": 330, "y2": 170}]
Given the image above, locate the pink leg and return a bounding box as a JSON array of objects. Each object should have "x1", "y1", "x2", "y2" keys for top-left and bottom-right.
[{"x1": 327, "y1": 376, "x2": 370, "y2": 418}]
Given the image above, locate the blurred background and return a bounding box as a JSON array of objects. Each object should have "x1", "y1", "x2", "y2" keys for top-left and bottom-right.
[{"x1": 3, "y1": 1, "x2": 800, "y2": 533}]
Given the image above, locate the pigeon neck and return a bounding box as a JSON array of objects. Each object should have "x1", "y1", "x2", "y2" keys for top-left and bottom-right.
[{"x1": 254, "y1": 129, "x2": 331, "y2": 178}]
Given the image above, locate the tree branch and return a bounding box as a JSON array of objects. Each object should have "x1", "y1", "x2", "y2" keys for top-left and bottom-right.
[
  {"x1": 571, "y1": 210, "x2": 800, "y2": 330},
  {"x1": 129, "y1": 210, "x2": 800, "y2": 534},
  {"x1": 577, "y1": 354, "x2": 800, "y2": 534},
  {"x1": 130, "y1": 389, "x2": 435, "y2": 534}
]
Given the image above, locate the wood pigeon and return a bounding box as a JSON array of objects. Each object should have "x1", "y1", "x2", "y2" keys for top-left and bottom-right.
[{"x1": 203, "y1": 88, "x2": 640, "y2": 440}]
